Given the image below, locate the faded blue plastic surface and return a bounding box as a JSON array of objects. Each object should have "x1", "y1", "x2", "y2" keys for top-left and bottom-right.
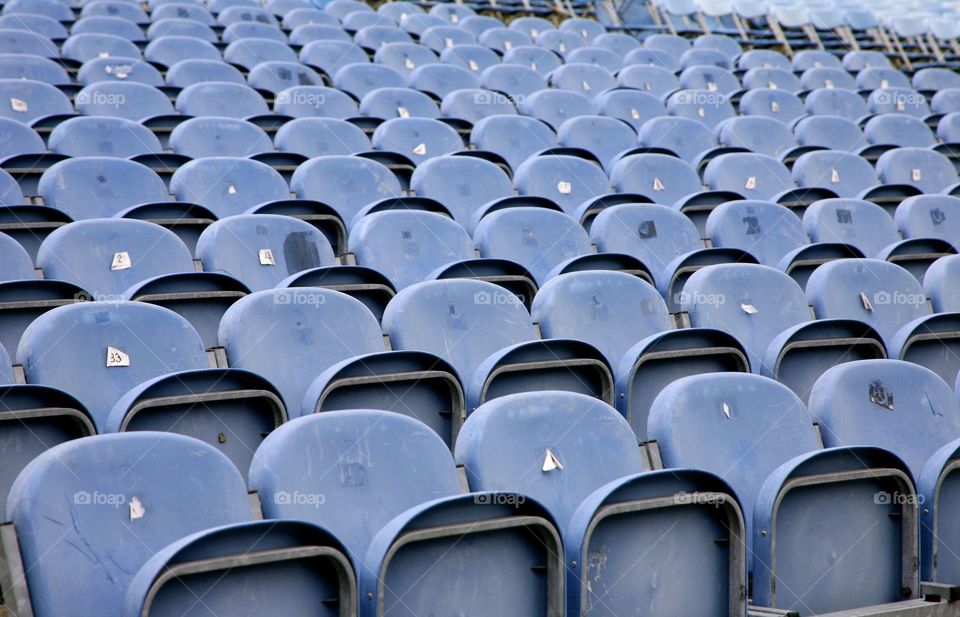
[
  {"x1": 49, "y1": 116, "x2": 161, "y2": 158},
  {"x1": 251, "y1": 410, "x2": 460, "y2": 559},
  {"x1": 371, "y1": 117, "x2": 462, "y2": 165},
  {"x1": 474, "y1": 207, "x2": 592, "y2": 285},
  {"x1": 7, "y1": 433, "x2": 253, "y2": 616},
  {"x1": 792, "y1": 150, "x2": 879, "y2": 197},
  {"x1": 806, "y1": 258, "x2": 931, "y2": 349},
  {"x1": 219, "y1": 288, "x2": 384, "y2": 412},
  {"x1": 38, "y1": 218, "x2": 194, "y2": 297},
  {"x1": 171, "y1": 158, "x2": 290, "y2": 218},
  {"x1": 706, "y1": 200, "x2": 806, "y2": 266},
  {"x1": 803, "y1": 198, "x2": 897, "y2": 257},
  {"x1": 351, "y1": 210, "x2": 474, "y2": 290},
  {"x1": 793, "y1": 116, "x2": 867, "y2": 152},
  {"x1": 703, "y1": 153, "x2": 796, "y2": 201},
  {"x1": 470, "y1": 114, "x2": 555, "y2": 171},
  {"x1": 169, "y1": 117, "x2": 273, "y2": 158},
  {"x1": 291, "y1": 155, "x2": 402, "y2": 223},
  {"x1": 360, "y1": 86, "x2": 439, "y2": 119},
  {"x1": 682, "y1": 263, "x2": 810, "y2": 370},
  {"x1": 175, "y1": 82, "x2": 270, "y2": 118},
  {"x1": 877, "y1": 148, "x2": 959, "y2": 193},
  {"x1": 456, "y1": 391, "x2": 646, "y2": 526},
  {"x1": 514, "y1": 154, "x2": 609, "y2": 216},
  {"x1": 197, "y1": 214, "x2": 335, "y2": 291},
  {"x1": 896, "y1": 195, "x2": 960, "y2": 243},
  {"x1": 0, "y1": 232, "x2": 34, "y2": 283},
  {"x1": 382, "y1": 279, "x2": 535, "y2": 383},
  {"x1": 532, "y1": 270, "x2": 672, "y2": 366},
  {"x1": 411, "y1": 155, "x2": 513, "y2": 226},
  {"x1": 18, "y1": 302, "x2": 207, "y2": 429},
  {"x1": 39, "y1": 158, "x2": 169, "y2": 220},
  {"x1": 610, "y1": 153, "x2": 701, "y2": 207},
  {"x1": 809, "y1": 359, "x2": 960, "y2": 475}
]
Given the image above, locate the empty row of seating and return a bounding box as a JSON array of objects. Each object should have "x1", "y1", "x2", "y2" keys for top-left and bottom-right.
[{"x1": 6, "y1": 359, "x2": 960, "y2": 616}]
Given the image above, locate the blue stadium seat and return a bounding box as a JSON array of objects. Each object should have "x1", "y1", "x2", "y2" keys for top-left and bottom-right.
[
  {"x1": 474, "y1": 207, "x2": 593, "y2": 284},
  {"x1": 532, "y1": 270, "x2": 672, "y2": 366},
  {"x1": 350, "y1": 210, "x2": 474, "y2": 289},
  {"x1": 71, "y1": 16, "x2": 145, "y2": 41},
  {"x1": 290, "y1": 22, "x2": 351, "y2": 44},
  {"x1": 411, "y1": 155, "x2": 513, "y2": 226},
  {"x1": 650, "y1": 372, "x2": 918, "y2": 614},
  {"x1": 333, "y1": 62, "x2": 406, "y2": 100},
  {"x1": 37, "y1": 218, "x2": 194, "y2": 298},
  {"x1": 636, "y1": 116, "x2": 716, "y2": 163},
  {"x1": 19, "y1": 302, "x2": 207, "y2": 427},
  {"x1": 371, "y1": 41, "x2": 436, "y2": 76},
  {"x1": 534, "y1": 29, "x2": 585, "y2": 57},
  {"x1": 48, "y1": 116, "x2": 162, "y2": 158},
  {"x1": 226, "y1": 37, "x2": 297, "y2": 69},
  {"x1": 62, "y1": 33, "x2": 141, "y2": 64},
  {"x1": 556, "y1": 115, "x2": 638, "y2": 171},
  {"x1": 196, "y1": 214, "x2": 335, "y2": 291},
  {"x1": 170, "y1": 157, "x2": 288, "y2": 218},
  {"x1": 479, "y1": 31, "x2": 536, "y2": 57},
  {"x1": 0, "y1": 232, "x2": 34, "y2": 282},
  {"x1": 275, "y1": 117, "x2": 370, "y2": 157},
  {"x1": 147, "y1": 17, "x2": 218, "y2": 41},
  {"x1": 458, "y1": 15, "x2": 501, "y2": 37},
  {"x1": 0, "y1": 79, "x2": 73, "y2": 125},
  {"x1": 857, "y1": 66, "x2": 911, "y2": 90},
  {"x1": 843, "y1": 50, "x2": 892, "y2": 72},
  {"x1": 878, "y1": 148, "x2": 960, "y2": 194},
  {"x1": 220, "y1": 287, "x2": 463, "y2": 442},
  {"x1": 39, "y1": 158, "x2": 168, "y2": 220},
  {"x1": 75, "y1": 82, "x2": 175, "y2": 121},
  {"x1": 715, "y1": 116, "x2": 805, "y2": 161},
  {"x1": 222, "y1": 21, "x2": 287, "y2": 43},
  {"x1": 705, "y1": 200, "x2": 807, "y2": 267},
  {"x1": 0, "y1": 14, "x2": 68, "y2": 40},
  {"x1": 165, "y1": 58, "x2": 245, "y2": 87},
  {"x1": 456, "y1": 391, "x2": 745, "y2": 617},
  {"x1": 247, "y1": 61, "x2": 323, "y2": 94},
  {"x1": 273, "y1": 85, "x2": 358, "y2": 118},
  {"x1": 793, "y1": 115, "x2": 868, "y2": 151},
  {"x1": 354, "y1": 24, "x2": 413, "y2": 49},
  {"x1": 441, "y1": 88, "x2": 517, "y2": 123},
  {"x1": 666, "y1": 88, "x2": 736, "y2": 129},
  {"x1": 548, "y1": 63, "x2": 616, "y2": 100},
  {"x1": 805, "y1": 87, "x2": 869, "y2": 121},
  {"x1": 78, "y1": 57, "x2": 164, "y2": 86},
  {"x1": 0, "y1": 55, "x2": 69, "y2": 85},
  {"x1": 913, "y1": 67, "x2": 960, "y2": 92},
  {"x1": 5, "y1": 432, "x2": 353, "y2": 616},
  {"x1": 896, "y1": 195, "x2": 960, "y2": 243},
  {"x1": 408, "y1": 63, "x2": 478, "y2": 99},
  {"x1": 419, "y1": 24, "x2": 476, "y2": 53},
  {"x1": 509, "y1": 16, "x2": 555, "y2": 39},
  {"x1": 792, "y1": 49, "x2": 842, "y2": 70},
  {"x1": 802, "y1": 198, "x2": 899, "y2": 257},
  {"x1": 470, "y1": 114, "x2": 554, "y2": 171},
  {"x1": 566, "y1": 46, "x2": 622, "y2": 72},
  {"x1": 440, "y1": 43, "x2": 500, "y2": 75},
  {"x1": 703, "y1": 153, "x2": 795, "y2": 200},
  {"x1": 737, "y1": 49, "x2": 790, "y2": 71},
  {"x1": 517, "y1": 88, "x2": 593, "y2": 130},
  {"x1": 176, "y1": 81, "x2": 270, "y2": 119},
  {"x1": 479, "y1": 63, "x2": 547, "y2": 97},
  {"x1": 299, "y1": 40, "x2": 368, "y2": 75},
  {"x1": 792, "y1": 150, "x2": 879, "y2": 198},
  {"x1": 501, "y1": 45, "x2": 562, "y2": 76},
  {"x1": 800, "y1": 66, "x2": 858, "y2": 91},
  {"x1": 809, "y1": 360, "x2": 960, "y2": 586},
  {"x1": 738, "y1": 88, "x2": 805, "y2": 124},
  {"x1": 0, "y1": 117, "x2": 46, "y2": 161},
  {"x1": 741, "y1": 67, "x2": 801, "y2": 92},
  {"x1": 693, "y1": 33, "x2": 740, "y2": 59},
  {"x1": 623, "y1": 47, "x2": 680, "y2": 71},
  {"x1": 593, "y1": 88, "x2": 664, "y2": 132},
  {"x1": 0, "y1": 168, "x2": 24, "y2": 205},
  {"x1": 217, "y1": 5, "x2": 280, "y2": 27},
  {"x1": 291, "y1": 155, "x2": 402, "y2": 223},
  {"x1": 681, "y1": 263, "x2": 810, "y2": 369},
  {"x1": 680, "y1": 47, "x2": 731, "y2": 70},
  {"x1": 806, "y1": 258, "x2": 930, "y2": 350},
  {"x1": 151, "y1": 3, "x2": 215, "y2": 25},
  {"x1": 2, "y1": 0, "x2": 74, "y2": 22},
  {"x1": 867, "y1": 87, "x2": 931, "y2": 118},
  {"x1": 514, "y1": 154, "x2": 609, "y2": 216},
  {"x1": 169, "y1": 116, "x2": 273, "y2": 158},
  {"x1": 0, "y1": 29, "x2": 58, "y2": 58},
  {"x1": 371, "y1": 117, "x2": 462, "y2": 164}
]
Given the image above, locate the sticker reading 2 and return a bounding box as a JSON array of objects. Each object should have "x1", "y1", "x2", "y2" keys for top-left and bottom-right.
[
  {"x1": 111, "y1": 251, "x2": 131, "y2": 271},
  {"x1": 259, "y1": 248, "x2": 275, "y2": 266},
  {"x1": 106, "y1": 346, "x2": 130, "y2": 368}
]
